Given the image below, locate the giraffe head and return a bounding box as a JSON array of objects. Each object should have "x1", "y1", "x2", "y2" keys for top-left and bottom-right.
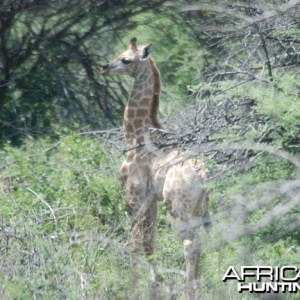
[{"x1": 101, "y1": 37, "x2": 154, "y2": 77}]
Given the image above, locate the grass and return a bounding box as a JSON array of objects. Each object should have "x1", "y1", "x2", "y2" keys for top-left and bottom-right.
[{"x1": 1, "y1": 132, "x2": 299, "y2": 299}]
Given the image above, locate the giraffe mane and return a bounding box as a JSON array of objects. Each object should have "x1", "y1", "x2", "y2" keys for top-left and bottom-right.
[{"x1": 149, "y1": 57, "x2": 162, "y2": 129}]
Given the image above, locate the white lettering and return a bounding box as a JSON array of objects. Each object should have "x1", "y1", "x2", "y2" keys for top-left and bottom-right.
[
  {"x1": 222, "y1": 266, "x2": 241, "y2": 282},
  {"x1": 281, "y1": 266, "x2": 299, "y2": 282},
  {"x1": 279, "y1": 282, "x2": 292, "y2": 292},
  {"x1": 257, "y1": 266, "x2": 273, "y2": 282},
  {"x1": 265, "y1": 282, "x2": 278, "y2": 292},
  {"x1": 238, "y1": 282, "x2": 300, "y2": 293},
  {"x1": 238, "y1": 282, "x2": 253, "y2": 293},
  {"x1": 291, "y1": 282, "x2": 300, "y2": 292},
  {"x1": 273, "y1": 266, "x2": 279, "y2": 281},
  {"x1": 241, "y1": 266, "x2": 257, "y2": 281},
  {"x1": 223, "y1": 266, "x2": 300, "y2": 293},
  {"x1": 296, "y1": 269, "x2": 300, "y2": 281},
  {"x1": 251, "y1": 283, "x2": 265, "y2": 293}
]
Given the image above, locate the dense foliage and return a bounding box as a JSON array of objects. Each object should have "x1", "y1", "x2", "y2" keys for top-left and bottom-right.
[
  {"x1": 0, "y1": 0, "x2": 168, "y2": 144},
  {"x1": 1, "y1": 0, "x2": 300, "y2": 299}
]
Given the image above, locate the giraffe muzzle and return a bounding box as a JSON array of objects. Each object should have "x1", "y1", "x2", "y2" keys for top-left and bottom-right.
[{"x1": 100, "y1": 64, "x2": 110, "y2": 75}]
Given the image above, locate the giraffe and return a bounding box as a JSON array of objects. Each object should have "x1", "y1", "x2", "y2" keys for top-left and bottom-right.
[{"x1": 101, "y1": 37, "x2": 212, "y2": 300}]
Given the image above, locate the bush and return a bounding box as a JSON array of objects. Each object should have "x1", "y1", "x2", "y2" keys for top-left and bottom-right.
[{"x1": 0, "y1": 132, "x2": 129, "y2": 299}]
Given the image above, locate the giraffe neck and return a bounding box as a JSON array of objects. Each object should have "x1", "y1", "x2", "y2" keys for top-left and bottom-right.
[{"x1": 123, "y1": 58, "x2": 162, "y2": 146}]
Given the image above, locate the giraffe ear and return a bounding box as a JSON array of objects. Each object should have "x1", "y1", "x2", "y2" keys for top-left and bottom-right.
[{"x1": 141, "y1": 44, "x2": 154, "y2": 60}]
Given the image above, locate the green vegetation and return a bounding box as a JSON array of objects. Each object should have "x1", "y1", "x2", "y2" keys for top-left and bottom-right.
[
  {"x1": 0, "y1": 133, "x2": 127, "y2": 299},
  {"x1": 1, "y1": 1, "x2": 300, "y2": 299}
]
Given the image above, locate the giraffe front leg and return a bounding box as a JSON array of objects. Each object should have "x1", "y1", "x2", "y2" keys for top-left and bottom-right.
[
  {"x1": 126, "y1": 197, "x2": 145, "y2": 300},
  {"x1": 126, "y1": 193, "x2": 159, "y2": 300},
  {"x1": 123, "y1": 162, "x2": 161, "y2": 299},
  {"x1": 142, "y1": 199, "x2": 163, "y2": 300}
]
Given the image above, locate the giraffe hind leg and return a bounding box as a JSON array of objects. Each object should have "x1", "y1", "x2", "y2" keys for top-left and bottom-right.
[
  {"x1": 163, "y1": 191, "x2": 206, "y2": 300},
  {"x1": 177, "y1": 216, "x2": 202, "y2": 300},
  {"x1": 184, "y1": 233, "x2": 201, "y2": 300},
  {"x1": 163, "y1": 196, "x2": 202, "y2": 299},
  {"x1": 199, "y1": 190, "x2": 212, "y2": 234}
]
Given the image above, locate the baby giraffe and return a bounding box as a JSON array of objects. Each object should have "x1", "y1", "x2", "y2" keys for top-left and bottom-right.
[{"x1": 101, "y1": 37, "x2": 211, "y2": 300}]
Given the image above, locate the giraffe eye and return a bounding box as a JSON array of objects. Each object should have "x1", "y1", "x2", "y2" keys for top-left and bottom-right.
[{"x1": 122, "y1": 58, "x2": 132, "y2": 65}]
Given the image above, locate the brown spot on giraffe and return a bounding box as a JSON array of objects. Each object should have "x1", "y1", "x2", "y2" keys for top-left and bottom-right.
[
  {"x1": 140, "y1": 98, "x2": 151, "y2": 106},
  {"x1": 133, "y1": 118, "x2": 143, "y2": 128},
  {"x1": 136, "y1": 109, "x2": 148, "y2": 118}
]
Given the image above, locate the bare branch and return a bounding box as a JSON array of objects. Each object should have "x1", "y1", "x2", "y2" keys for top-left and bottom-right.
[{"x1": 171, "y1": 0, "x2": 300, "y2": 28}]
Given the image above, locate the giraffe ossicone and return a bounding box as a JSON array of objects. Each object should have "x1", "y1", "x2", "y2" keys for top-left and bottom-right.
[{"x1": 101, "y1": 37, "x2": 212, "y2": 300}]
